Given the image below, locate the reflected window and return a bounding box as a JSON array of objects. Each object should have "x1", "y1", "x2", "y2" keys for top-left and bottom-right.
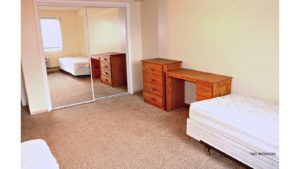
[{"x1": 40, "y1": 18, "x2": 63, "y2": 51}]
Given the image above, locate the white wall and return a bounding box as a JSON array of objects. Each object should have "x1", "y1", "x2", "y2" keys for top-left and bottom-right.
[
  {"x1": 142, "y1": 0, "x2": 279, "y2": 103},
  {"x1": 21, "y1": 0, "x2": 50, "y2": 114},
  {"x1": 87, "y1": 8, "x2": 126, "y2": 55},
  {"x1": 22, "y1": 0, "x2": 143, "y2": 114},
  {"x1": 141, "y1": 0, "x2": 159, "y2": 59}
]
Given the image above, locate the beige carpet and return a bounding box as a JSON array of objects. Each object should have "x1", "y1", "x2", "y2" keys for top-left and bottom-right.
[
  {"x1": 48, "y1": 70, "x2": 127, "y2": 108},
  {"x1": 21, "y1": 94, "x2": 246, "y2": 169},
  {"x1": 93, "y1": 77, "x2": 127, "y2": 98}
]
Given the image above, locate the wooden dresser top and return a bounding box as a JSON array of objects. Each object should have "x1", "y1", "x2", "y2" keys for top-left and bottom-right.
[
  {"x1": 94, "y1": 52, "x2": 124, "y2": 55},
  {"x1": 166, "y1": 68, "x2": 232, "y2": 83},
  {"x1": 141, "y1": 58, "x2": 182, "y2": 65}
]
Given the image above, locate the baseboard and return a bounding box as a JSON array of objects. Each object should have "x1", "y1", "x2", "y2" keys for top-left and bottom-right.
[
  {"x1": 30, "y1": 108, "x2": 48, "y2": 115},
  {"x1": 47, "y1": 67, "x2": 59, "y2": 73},
  {"x1": 21, "y1": 102, "x2": 27, "y2": 107}
]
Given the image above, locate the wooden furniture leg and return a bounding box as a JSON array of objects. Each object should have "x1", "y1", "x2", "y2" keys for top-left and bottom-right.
[{"x1": 166, "y1": 76, "x2": 184, "y2": 111}]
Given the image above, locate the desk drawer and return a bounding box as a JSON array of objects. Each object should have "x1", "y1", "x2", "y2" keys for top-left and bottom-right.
[
  {"x1": 101, "y1": 75, "x2": 112, "y2": 85},
  {"x1": 143, "y1": 72, "x2": 163, "y2": 86},
  {"x1": 144, "y1": 82, "x2": 163, "y2": 96},
  {"x1": 196, "y1": 86, "x2": 212, "y2": 98},
  {"x1": 196, "y1": 95, "x2": 210, "y2": 101},
  {"x1": 197, "y1": 81, "x2": 213, "y2": 98},
  {"x1": 143, "y1": 91, "x2": 163, "y2": 108},
  {"x1": 143, "y1": 63, "x2": 162, "y2": 76}
]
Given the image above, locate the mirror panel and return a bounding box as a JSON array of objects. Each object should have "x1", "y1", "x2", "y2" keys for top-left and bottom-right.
[
  {"x1": 39, "y1": 6, "x2": 93, "y2": 108},
  {"x1": 87, "y1": 7, "x2": 128, "y2": 98}
]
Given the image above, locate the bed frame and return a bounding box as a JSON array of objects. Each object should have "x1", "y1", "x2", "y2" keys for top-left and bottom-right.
[{"x1": 187, "y1": 118, "x2": 279, "y2": 169}]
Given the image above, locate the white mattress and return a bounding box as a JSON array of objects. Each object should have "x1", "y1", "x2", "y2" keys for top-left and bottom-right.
[
  {"x1": 21, "y1": 139, "x2": 59, "y2": 169},
  {"x1": 59, "y1": 56, "x2": 90, "y2": 76},
  {"x1": 189, "y1": 94, "x2": 279, "y2": 161}
]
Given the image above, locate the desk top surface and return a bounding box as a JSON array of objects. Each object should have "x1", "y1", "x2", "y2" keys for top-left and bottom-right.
[{"x1": 166, "y1": 68, "x2": 232, "y2": 83}]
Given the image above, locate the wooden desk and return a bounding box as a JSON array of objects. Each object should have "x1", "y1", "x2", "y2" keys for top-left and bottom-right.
[{"x1": 166, "y1": 69, "x2": 232, "y2": 111}]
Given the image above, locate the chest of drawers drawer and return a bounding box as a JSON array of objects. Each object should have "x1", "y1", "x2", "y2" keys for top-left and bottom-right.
[
  {"x1": 101, "y1": 67, "x2": 112, "y2": 77},
  {"x1": 142, "y1": 63, "x2": 162, "y2": 76},
  {"x1": 101, "y1": 75, "x2": 112, "y2": 85},
  {"x1": 100, "y1": 55, "x2": 110, "y2": 63},
  {"x1": 143, "y1": 72, "x2": 163, "y2": 86},
  {"x1": 143, "y1": 91, "x2": 163, "y2": 109},
  {"x1": 143, "y1": 82, "x2": 163, "y2": 97},
  {"x1": 100, "y1": 61, "x2": 111, "y2": 70}
]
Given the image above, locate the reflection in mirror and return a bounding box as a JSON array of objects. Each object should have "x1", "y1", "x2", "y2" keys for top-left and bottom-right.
[
  {"x1": 87, "y1": 8, "x2": 128, "y2": 98},
  {"x1": 39, "y1": 6, "x2": 93, "y2": 108}
]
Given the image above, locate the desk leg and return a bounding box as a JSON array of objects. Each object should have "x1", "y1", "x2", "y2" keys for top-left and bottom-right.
[{"x1": 166, "y1": 76, "x2": 185, "y2": 111}]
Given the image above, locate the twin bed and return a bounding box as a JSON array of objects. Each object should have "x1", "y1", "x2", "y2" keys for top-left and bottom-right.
[
  {"x1": 187, "y1": 94, "x2": 279, "y2": 169},
  {"x1": 21, "y1": 139, "x2": 59, "y2": 169},
  {"x1": 59, "y1": 56, "x2": 90, "y2": 76}
]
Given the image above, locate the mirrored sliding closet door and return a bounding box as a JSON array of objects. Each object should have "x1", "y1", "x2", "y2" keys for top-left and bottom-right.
[
  {"x1": 87, "y1": 7, "x2": 128, "y2": 99},
  {"x1": 38, "y1": 6, "x2": 129, "y2": 109},
  {"x1": 38, "y1": 6, "x2": 93, "y2": 108}
]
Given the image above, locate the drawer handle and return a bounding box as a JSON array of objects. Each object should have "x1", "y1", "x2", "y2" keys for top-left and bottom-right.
[
  {"x1": 105, "y1": 72, "x2": 108, "y2": 75},
  {"x1": 150, "y1": 68, "x2": 155, "y2": 71},
  {"x1": 105, "y1": 65, "x2": 109, "y2": 68},
  {"x1": 151, "y1": 98, "x2": 156, "y2": 101},
  {"x1": 151, "y1": 79, "x2": 156, "y2": 83},
  {"x1": 152, "y1": 88, "x2": 157, "y2": 92}
]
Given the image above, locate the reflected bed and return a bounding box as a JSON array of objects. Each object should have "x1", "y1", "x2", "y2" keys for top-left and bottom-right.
[{"x1": 59, "y1": 56, "x2": 90, "y2": 76}]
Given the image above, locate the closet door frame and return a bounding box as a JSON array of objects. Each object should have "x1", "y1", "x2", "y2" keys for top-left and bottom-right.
[{"x1": 34, "y1": 0, "x2": 133, "y2": 111}]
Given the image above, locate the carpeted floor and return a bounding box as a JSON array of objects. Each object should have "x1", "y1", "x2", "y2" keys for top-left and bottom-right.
[
  {"x1": 93, "y1": 78, "x2": 127, "y2": 99},
  {"x1": 21, "y1": 94, "x2": 246, "y2": 169},
  {"x1": 47, "y1": 70, "x2": 127, "y2": 108}
]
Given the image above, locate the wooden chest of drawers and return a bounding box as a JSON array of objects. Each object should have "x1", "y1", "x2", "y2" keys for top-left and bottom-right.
[
  {"x1": 90, "y1": 57, "x2": 101, "y2": 78},
  {"x1": 96, "y1": 53, "x2": 127, "y2": 87},
  {"x1": 141, "y1": 58, "x2": 182, "y2": 110}
]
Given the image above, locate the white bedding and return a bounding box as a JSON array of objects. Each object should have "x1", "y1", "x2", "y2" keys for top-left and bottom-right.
[
  {"x1": 188, "y1": 94, "x2": 279, "y2": 166},
  {"x1": 21, "y1": 139, "x2": 59, "y2": 169},
  {"x1": 59, "y1": 56, "x2": 90, "y2": 76}
]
